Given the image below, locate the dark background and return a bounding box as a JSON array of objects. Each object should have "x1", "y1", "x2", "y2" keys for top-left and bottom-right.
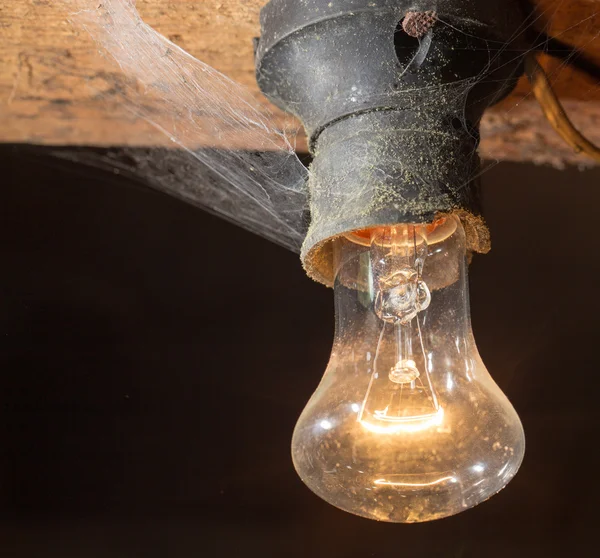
[{"x1": 1, "y1": 144, "x2": 599, "y2": 557}]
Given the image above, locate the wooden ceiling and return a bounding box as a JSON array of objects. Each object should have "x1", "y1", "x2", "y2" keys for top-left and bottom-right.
[{"x1": 1, "y1": 0, "x2": 599, "y2": 166}]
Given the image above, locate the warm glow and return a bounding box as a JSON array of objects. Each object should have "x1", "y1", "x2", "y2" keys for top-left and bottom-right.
[
  {"x1": 359, "y1": 407, "x2": 444, "y2": 434},
  {"x1": 374, "y1": 475, "x2": 456, "y2": 488}
]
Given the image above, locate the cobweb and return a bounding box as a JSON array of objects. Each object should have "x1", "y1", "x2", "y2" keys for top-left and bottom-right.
[
  {"x1": 65, "y1": 0, "x2": 309, "y2": 252},
  {"x1": 60, "y1": 0, "x2": 600, "y2": 251}
]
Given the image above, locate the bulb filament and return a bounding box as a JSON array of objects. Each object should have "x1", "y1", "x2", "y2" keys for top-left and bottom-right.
[{"x1": 358, "y1": 225, "x2": 442, "y2": 434}]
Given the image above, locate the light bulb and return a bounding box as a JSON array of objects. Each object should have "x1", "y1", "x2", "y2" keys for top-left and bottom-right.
[{"x1": 292, "y1": 215, "x2": 525, "y2": 523}]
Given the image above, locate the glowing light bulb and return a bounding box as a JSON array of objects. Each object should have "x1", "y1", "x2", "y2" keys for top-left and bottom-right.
[{"x1": 292, "y1": 215, "x2": 525, "y2": 523}]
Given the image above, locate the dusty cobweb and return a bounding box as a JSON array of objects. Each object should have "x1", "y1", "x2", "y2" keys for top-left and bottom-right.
[{"x1": 65, "y1": 0, "x2": 309, "y2": 252}]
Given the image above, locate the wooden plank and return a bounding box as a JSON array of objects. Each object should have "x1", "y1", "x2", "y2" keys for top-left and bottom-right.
[{"x1": 1, "y1": 0, "x2": 599, "y2": 166}]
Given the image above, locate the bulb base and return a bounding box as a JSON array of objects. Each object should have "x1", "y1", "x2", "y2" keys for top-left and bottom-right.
[{"x1": 300, "y1": 111, "x2": 494, "y2": 285}]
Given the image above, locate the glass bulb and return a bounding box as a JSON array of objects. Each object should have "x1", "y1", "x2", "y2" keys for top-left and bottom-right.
[{"x1": 292, "y1": 215, "x2": 525, "y2": 523}]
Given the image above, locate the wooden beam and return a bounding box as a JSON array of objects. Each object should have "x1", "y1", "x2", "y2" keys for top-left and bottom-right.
[{"x1": 1, "y1": 0, "x2": 599, "y2": 166}]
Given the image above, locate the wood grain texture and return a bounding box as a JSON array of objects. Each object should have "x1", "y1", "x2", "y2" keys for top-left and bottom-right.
[{"x1": 1, "y1": 0, "x2": 599, "y2": 165}]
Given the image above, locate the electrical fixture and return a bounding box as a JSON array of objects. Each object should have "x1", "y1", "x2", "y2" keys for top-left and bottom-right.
[{"x1": 254, "y1": 0, "x2": 529, "y2": 522}]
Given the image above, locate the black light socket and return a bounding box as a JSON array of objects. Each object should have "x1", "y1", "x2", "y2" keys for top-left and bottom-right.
[{"x1": 255, "y1": 0, "x2": 529, "y2": 285}]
